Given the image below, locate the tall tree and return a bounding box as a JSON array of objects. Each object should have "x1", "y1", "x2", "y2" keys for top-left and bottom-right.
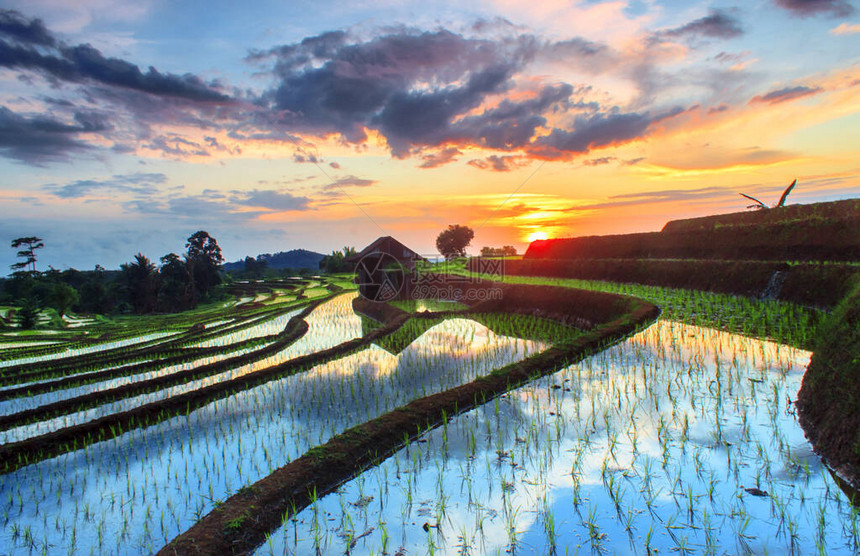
[
  {"x1": 321, "y1": 246, "x2": 356, "y2": 273},
  {"x1": 185, "y1": 231, "x2": 223, "y2": 304},
  {"x1": 15, "y1": 297, "x2": 40, "y2": 330},
  {"x1": 242, "y1": 256, "x2": 268, "y2": 279},
  {"x1": 436, "y1": 225, "x2": 474, "y2": 260},
  {"x1": 49, "y1": 283, "x2": 79, "y2": 318},
  {"x1": 10, "y1": 236, "x2": 44, "y2": 275},
  {"x1": 121, "y1": 253, "x2": 159, "y2": 314},
  {"x1": 158, "y1": 253, "x2": 192, "y2": 311}
]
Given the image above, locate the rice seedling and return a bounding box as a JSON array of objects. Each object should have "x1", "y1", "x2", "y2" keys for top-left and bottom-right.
[
  {"x1": 0, "y1": 288, "x2": 550, "y2": 554},
  {"x1": 260, "y1": 319, "x2": 857, "y2": 555}
]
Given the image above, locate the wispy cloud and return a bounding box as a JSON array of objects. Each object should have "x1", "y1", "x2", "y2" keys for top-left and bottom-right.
[
  {"x1": 659, "y1": 9, "x2": 744, "y2": 40},
  {"x1": 44, "y1": 172, "x2": 167, "y2": 198},
  {"x1": 831, "y1": 22, "x2": 860, "y2": 34},
  {"x1": 774, "y1": 0, "x2": 855, "y2": 18},
  {"x1": 467, "y1": 155, "x2": 530, "y2": 172},
  {"x1": 231, "y1": 189, "x2": 312, "y2": 211},
  {"x1": 419, "y1": 147, "x2": 461, "y2": 169},
  {"x1": 749, "y1": 85, "x2": 823, "y2": 104},
  {"x1": 322, "y1": 175, "x2": 377, "y2": 191}
]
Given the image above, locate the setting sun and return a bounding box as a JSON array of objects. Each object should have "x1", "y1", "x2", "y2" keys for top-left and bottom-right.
[{"x1": 527, "y1": 231, "x2": 549, "y2": 242}]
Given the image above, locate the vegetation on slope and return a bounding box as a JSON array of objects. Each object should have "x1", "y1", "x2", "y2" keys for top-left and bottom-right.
[{"x1": 797, "y1": 280, "x2": 860, "y2": 489}]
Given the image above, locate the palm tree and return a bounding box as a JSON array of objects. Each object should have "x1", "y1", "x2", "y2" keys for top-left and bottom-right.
[
  {"x1": 740, "y1": 179, "x2": 797, "y2": 210},
  {"x1": 121, "y1": 253, "x2": 159, "y2": 314}
]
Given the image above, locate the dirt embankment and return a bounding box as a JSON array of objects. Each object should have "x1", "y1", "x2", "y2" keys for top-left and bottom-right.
[
  {"x1": 469, "y1": 258, "x2": 859, "y2": 309},
  {"x1": 796, "y1": 282, "x2": 860, "y2": 494},
  {"x1": 159, "y1": 281, "x2": 658, "y2": 556}
]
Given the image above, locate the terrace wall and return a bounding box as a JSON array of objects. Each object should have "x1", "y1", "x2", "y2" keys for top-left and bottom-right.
[
  {"x1": 524, "y1": 199, "x2": 860, "y2": 262},
  {"x1": 467, "y1": 257, "x2": 859, "y2": 308},
  {"x1": 797, "y1": 283, "x2": 860, "y2": 492}
]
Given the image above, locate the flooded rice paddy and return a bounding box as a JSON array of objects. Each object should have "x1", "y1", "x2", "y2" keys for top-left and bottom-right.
[{"x1": 259, "y1": 321, "x2": 859, "y2": 555}]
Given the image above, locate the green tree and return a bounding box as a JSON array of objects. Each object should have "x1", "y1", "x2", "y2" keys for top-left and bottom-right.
[
  {"x1": 10, "y1": 236, "x2": 44, "y2": 275},
  {"x1": 77, "y1": 265, "x2": 116, "y2": 314},
  {"x1": 121, "y1": 253, "x2": 159, "y2": 314},
  {"x1": 436, "y1": 225, "x2": 474, "y2": 260},
  {"x1": 321, "y1": 246, "x2": 356, "y2": 273},
  {"x1": 158, "y1": 253, "x2": 192, "y2": 311},
  {"x1": 16, "y1": 297, "x2": 40, "y2": 329},
  {"x1": 185, "y1": 231, "x2": 224, "y2": 304},
  {"x1": 243, "y1": 256, "x2": 269, "y2": 279},
  {"x1": 49, "y1": 282, "x2": 79, "y2": 317},
  {"x1": 480, "y1": 245, "x2": 517, "y2": 257}
]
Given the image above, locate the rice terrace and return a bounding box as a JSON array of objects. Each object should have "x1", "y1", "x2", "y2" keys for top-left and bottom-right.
[
  {"x1": 1, "y1": 2, "x2": 860, "y2": 555},
  {"x1": 0, "y1": 197, "x2": 857, "y2": 555}
]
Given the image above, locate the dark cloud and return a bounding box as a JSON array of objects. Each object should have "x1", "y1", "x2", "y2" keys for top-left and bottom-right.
[
  {"x1": 749, "y1": 85, "x2": 823, "y2": 104},
  {"x1": 446, "y1": 83, "x2": 576, "y2": 151},
  {"x1": 708, "y1": 104, "x2": 730, "y2": 113},
  {"x1": 231, "y1": 189, "x2": 312, "y2": 211},
  {"x1": 467, "y1": 155, "x2": 529, "y2": 171},
  {"x1": 0, "y1": 105, "x2": 95, "y2": 163},
  {"x1": 373, "y1": 65, "x2": 515, "y2": 155},
  {"x1": 623, "y1": 157, "x2": 646, "y2": 166},
  {"x1": 0, "y1": 12, "x2": 228, "y2": 102},
  {"x1": 329, "y1": 161, "x2": 341, "y2": 169},
  {"x1": 255, "y1": 29, "x2": 539, "y2": 151},
  {"x1": 532, "y1": 111, "x2": 653, "y2": 158},
  {"x1": 0, "y1": 9, "x2": 54, "y2": 46},
  {"x1": 419, "y1": 147, "x2": 461, "y2": 168},
  {"x1": 44, "y1": 172, "x2": 167, "y2": 199},
  {"x1": 774, "y1": 0, "x2": 855, "y2": 17},
  {"x1": 662, "y1": 9, "x2": 744, "y2": 40},
  {"x1": 534, "y1": 105, "x2": 686, "y2": 159}
]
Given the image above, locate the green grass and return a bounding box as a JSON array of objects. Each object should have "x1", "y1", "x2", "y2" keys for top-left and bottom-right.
[
  {"x1": 467, "y1": 312, "x2": 582, "y2": 344},
  {"x1": 432, "y1": 264, "x2": 824, "y2": 349}
]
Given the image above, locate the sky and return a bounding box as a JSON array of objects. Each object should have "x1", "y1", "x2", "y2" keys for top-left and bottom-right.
[{"x1": 0, "y1": 0, "x2": 858, "y2": 271}]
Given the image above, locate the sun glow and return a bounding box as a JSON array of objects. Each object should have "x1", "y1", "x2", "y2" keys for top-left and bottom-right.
[{"x1": 527, "y1": 231, "x2": 549, "y2": 242}]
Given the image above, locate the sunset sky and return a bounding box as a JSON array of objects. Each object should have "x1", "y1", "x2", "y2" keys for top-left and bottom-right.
[{"x1": 1, "y1": 0, "x2": 859, "y2": 270}]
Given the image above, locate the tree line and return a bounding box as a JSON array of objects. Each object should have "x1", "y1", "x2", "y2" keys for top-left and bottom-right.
[{"x1": 1, "y1": 231, "x2": 225, "y2": 327}]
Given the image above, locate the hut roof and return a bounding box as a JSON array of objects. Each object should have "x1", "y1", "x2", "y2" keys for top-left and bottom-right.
[{"x1": 346, "y1": 236, "x2": 426, "y2": 264}]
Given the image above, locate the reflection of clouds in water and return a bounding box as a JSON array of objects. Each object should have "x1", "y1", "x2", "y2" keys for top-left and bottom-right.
[
  {"x1": 406, "y1": 318, "x2": 547, "y2": 359},
  {"x1": 2, "y1": 295, "x2": 364, "y2": 442},
  {"x1": 0, "y1": 302, "x2": 552, "y2": 555},
  {"x1": 269, "y1": 321, "x2": 832, "y2": 556}
]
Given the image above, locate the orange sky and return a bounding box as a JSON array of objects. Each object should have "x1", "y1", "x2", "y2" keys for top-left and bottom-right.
[{"x1": 0, "y1": 1, "x2": 858, "y2": 267}]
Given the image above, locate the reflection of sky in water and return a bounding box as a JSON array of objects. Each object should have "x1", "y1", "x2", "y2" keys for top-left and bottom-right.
[
  {"x1": 0, "y1": 306, "x2": 546, "y2": 554},
  {"x1": 0, "y1": 331, "x2": 178, "y2": 369},
  {"x1": 260, "y1": 321, "x2": 859, "y2": 556},
  {"x1": 0, "y1": 296, "x2": 359, "y2": 442}
]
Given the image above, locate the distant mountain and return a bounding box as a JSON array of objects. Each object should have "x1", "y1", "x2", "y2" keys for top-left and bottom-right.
[{"x1": 223, "y1": 249, "x2": 325, "y2": 272}]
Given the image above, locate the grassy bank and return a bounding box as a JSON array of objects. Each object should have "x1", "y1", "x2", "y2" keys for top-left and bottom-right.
[{"x1": 797, "y1": 282, "x2": 860, "y2": 491}]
